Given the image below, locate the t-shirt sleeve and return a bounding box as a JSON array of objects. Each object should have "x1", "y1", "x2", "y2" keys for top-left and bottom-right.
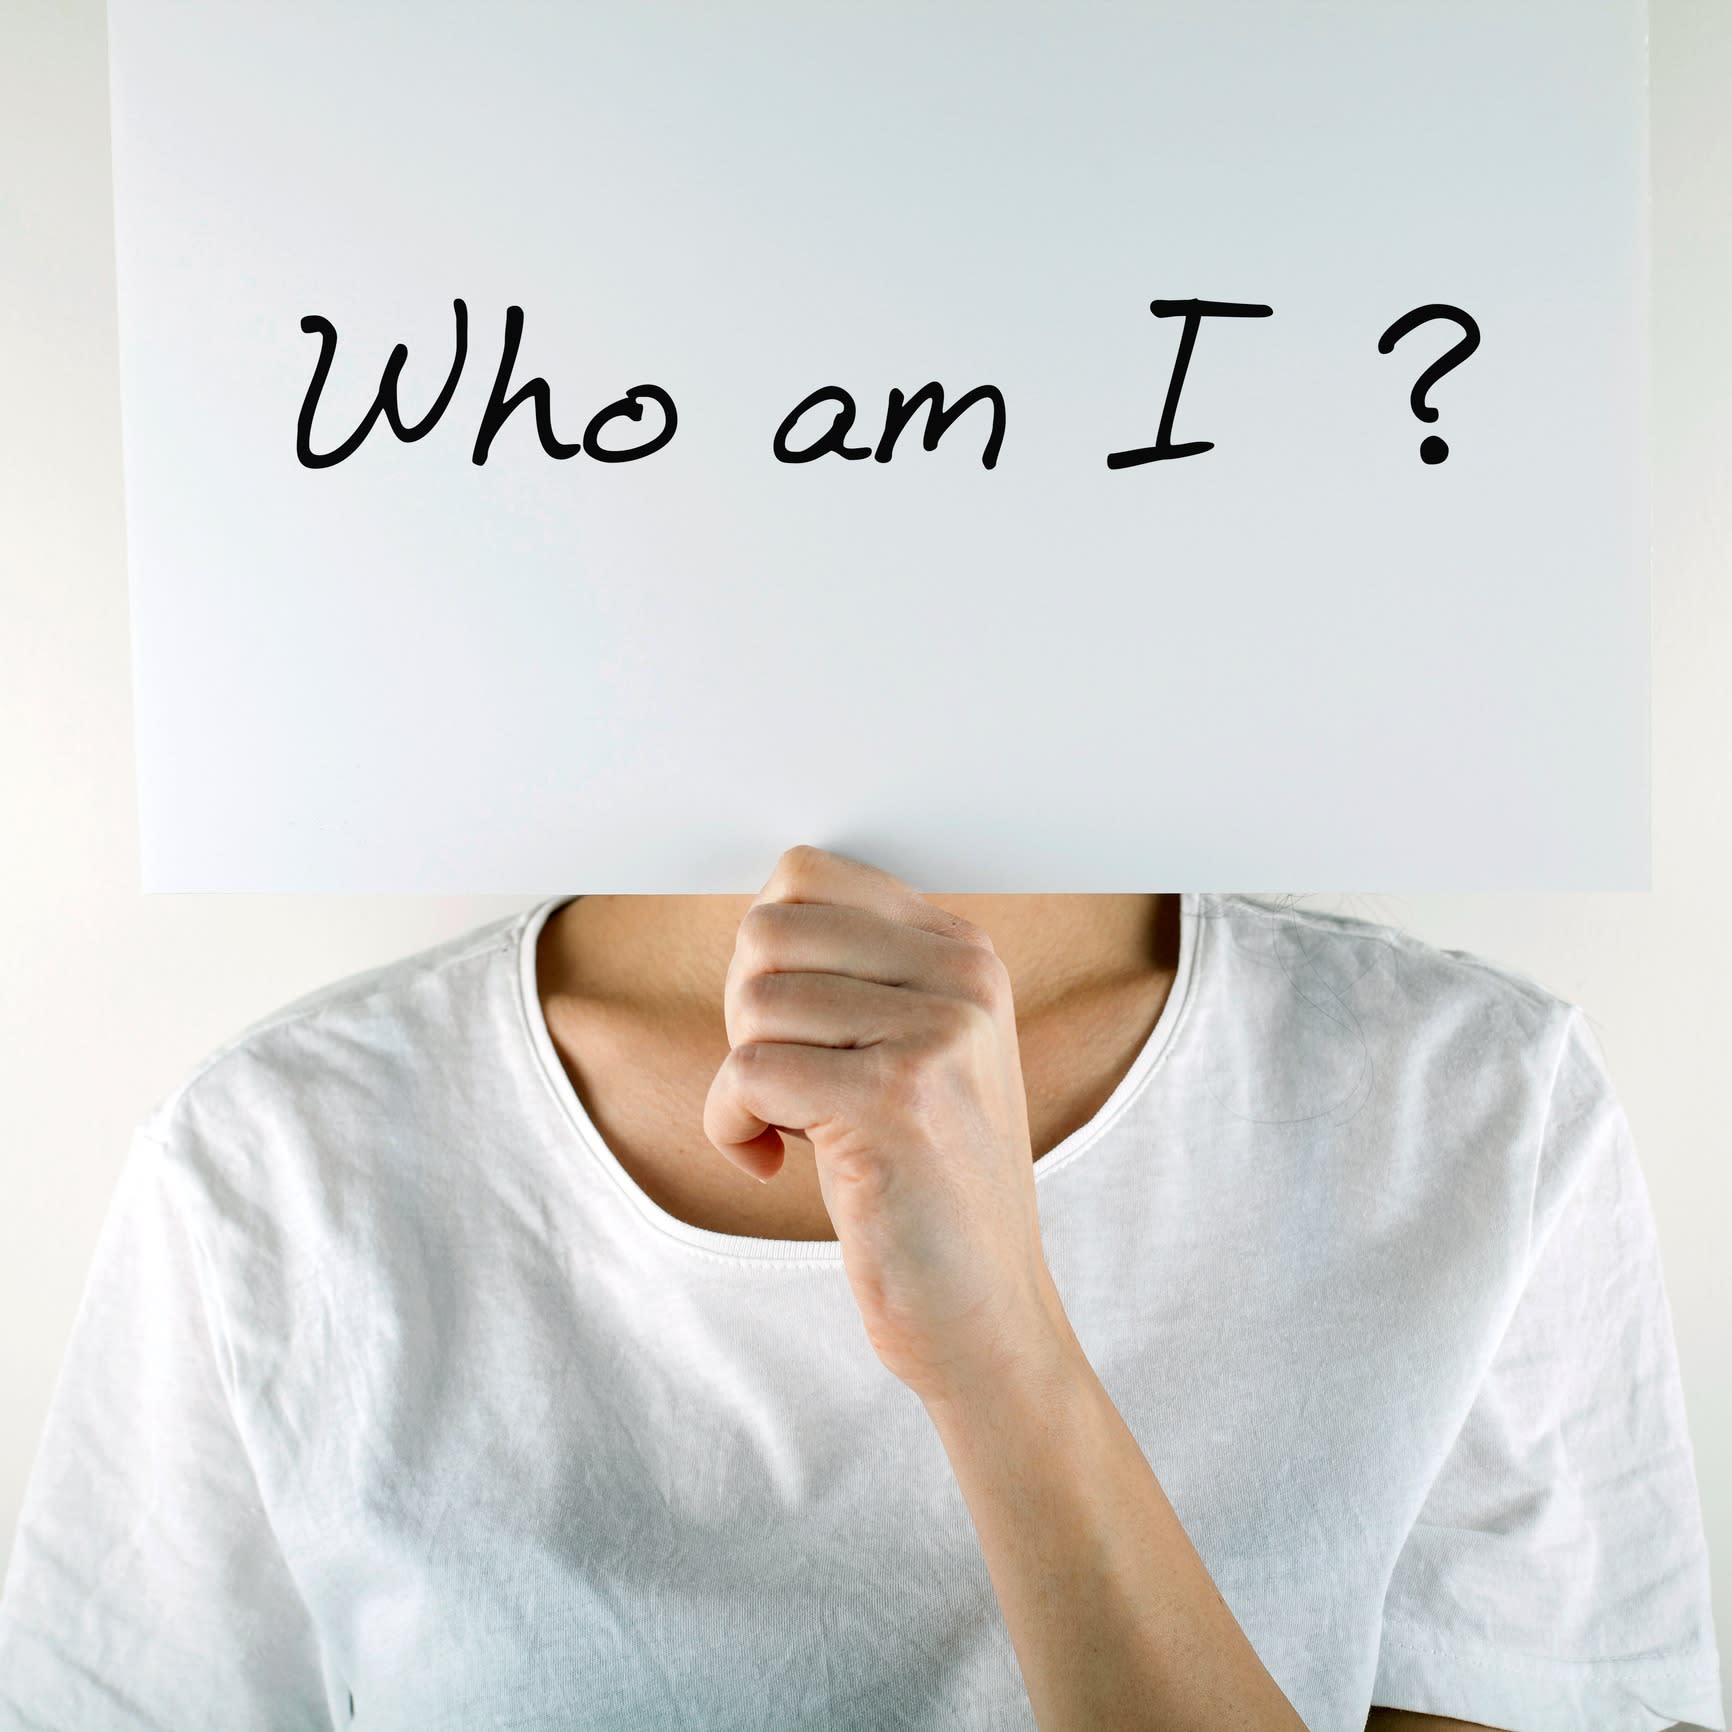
[
  {"x1": 0, "y1": 1127, "x2": 336, "y2": 1731},
  {"x1": 1371, "y1": 1006, "x2": 1725, "y2": 1732}
]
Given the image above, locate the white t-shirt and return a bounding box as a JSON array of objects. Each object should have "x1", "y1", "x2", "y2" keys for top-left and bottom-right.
[{"x1": 0, "y1": 894, "x2": 1722, "y2": 1732}]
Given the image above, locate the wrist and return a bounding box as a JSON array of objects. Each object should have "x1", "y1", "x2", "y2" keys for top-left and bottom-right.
[{"x1": 918, "y1": 1273, "x2": 1093, "y2": 1432}]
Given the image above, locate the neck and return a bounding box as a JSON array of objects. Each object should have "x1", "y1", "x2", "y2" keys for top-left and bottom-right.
[{"x1": 539, "y1": 891, "x2": 1179, "y2": 1025}]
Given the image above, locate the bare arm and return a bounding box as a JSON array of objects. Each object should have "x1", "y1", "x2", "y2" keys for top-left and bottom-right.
[
  {"x1": 922, "y1": 1317, "x2": 1307, "y2": 1732},
  {"x1": 702, "y1": 850, "x2": 1508, "y2": 1731},
  {"x1": 926, "y1": 1321, "x2": 1528, "y2": 1731}
]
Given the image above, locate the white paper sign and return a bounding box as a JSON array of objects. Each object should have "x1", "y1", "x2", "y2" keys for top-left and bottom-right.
[{"x1": 108, "y1": 0, "x2": 1647, "y2": 891}]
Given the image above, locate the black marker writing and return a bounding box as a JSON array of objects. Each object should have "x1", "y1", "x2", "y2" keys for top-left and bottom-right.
[
  {"x1": 773, "y1": 387, "x2": 874, "y2": 463},
  {"x1": 1106, "y1": 298, "x2": 1274, "y2": 469},
  {"x1": 876, "y1": 383, "x2": 1005, "y2": 468},
  {"x1": 1376, "y1": 304, "x2": 1480, "y2": 465},
  {"x1": 581, "y1": 387, "x2": 678, "y2": 463},
  {"x1": 297, "y1": 297, "x2": 468, "y2": 470},
  {"x1": 472, "y1": 304, "x2": 582, "y2": 464},
  {"x1": 296, "y1": 300, "x2": 677, "y2": 469},
  {"x1": 294, "y1": 297, "x2": 1478, "y2": 479},
  {"x1": 773, "y1": 381, "x2": 1006, "y2": 468}
]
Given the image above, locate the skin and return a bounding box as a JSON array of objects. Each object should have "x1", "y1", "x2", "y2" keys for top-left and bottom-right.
[{"x1": 536, "y1": 846, "x2": 1500, "y2": 1732}]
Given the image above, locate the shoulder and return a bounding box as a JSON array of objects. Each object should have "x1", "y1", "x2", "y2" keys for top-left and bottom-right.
[
  {"x1": 1195, "y1": 891, "x2": 1573, "y2": 1030},
  {"x1": 136, "y1": 903, "x2": 549, "y2": 1178},
  {"x1": 1197, "y1": 891, "x2": 1565, "y2": 1008},
  {"x1": 1187, "y1": 892, "x2": 1583, "y2": 1132},
  {"x1": 110, "y1": 904, "x2": 562, "y2": 1424}
]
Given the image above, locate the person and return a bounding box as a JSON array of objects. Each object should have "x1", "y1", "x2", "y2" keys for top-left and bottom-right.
[{"x1": 0, "y1": 846, "x2": 1722, "y2": 1731}]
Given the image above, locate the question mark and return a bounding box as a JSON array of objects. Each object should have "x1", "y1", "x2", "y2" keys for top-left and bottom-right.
[{"x1": 1377, "y1": 304, "x2": 1481, "y2": 464}]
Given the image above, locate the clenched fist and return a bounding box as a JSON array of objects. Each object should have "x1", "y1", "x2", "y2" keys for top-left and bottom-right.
[{"x1": 703, "y1": 845, "x2": 1077, "y2": 1408}]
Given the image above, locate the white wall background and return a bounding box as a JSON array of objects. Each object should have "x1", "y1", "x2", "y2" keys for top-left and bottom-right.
[{"x1": 1, "y1": 3, "x2": 1726, "y2": 1724}]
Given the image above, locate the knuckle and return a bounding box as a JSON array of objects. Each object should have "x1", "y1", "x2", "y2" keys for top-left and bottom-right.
[
  {"x1": 871, "y1": 1024, "x2": 966, "y2": 1119},
  {"x1": 955, "y1": 941, "x2": 1010, "y2": 1007},
  {"x1": 736, "y1": 900, "x2": 788, "y2": 962},
  {"x1": 873, "y1": 1038, "x2": 926, "y2": 1091},
  {"x1": 938, "y1": 908, "x2": 995, "y2": 952},
  {"x1": 773, "y1": 844, "x2": 828, "y2": 893},
  {"x1": 956, "y1": 997, "x2": 997, "y2": 1046},
  {"x1": 823, "y1": 1132, "x2": 890, "y2": 1199},
  {"x1": 738, "y1": 967, "x2": 776, "y2": 1009},
  {"x1": 928, "y1": 993, "x2": 986, "y2": 1044},
  {"x1": 739, "y1": 900, "x2": 780, "y2": 938},
  {"x1": 883, "y1": 1001, "x2": 985, "y2": 1084}
]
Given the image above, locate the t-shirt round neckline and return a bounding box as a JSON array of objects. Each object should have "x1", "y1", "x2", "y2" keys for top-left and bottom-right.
[{"x1": 515, "y1": 890, "x2": 1206, "y2": 1265}]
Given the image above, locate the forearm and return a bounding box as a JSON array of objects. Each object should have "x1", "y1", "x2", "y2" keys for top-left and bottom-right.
[{"x1": 922, "y1": 1309, "x2": 1306, "y2": 1732}]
